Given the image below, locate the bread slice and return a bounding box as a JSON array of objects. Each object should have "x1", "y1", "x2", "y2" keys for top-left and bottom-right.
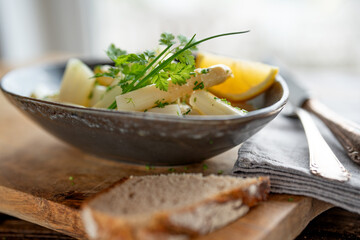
[{"x1": 81, "y1": 174, "x2": 270, "y2": 240}]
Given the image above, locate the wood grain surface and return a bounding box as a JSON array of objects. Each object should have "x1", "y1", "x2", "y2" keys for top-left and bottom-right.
[
  {"x1": 2, "y1": 207, "x2": 359, "y2": 240},
  {"x1": 0, "y1": 59, "x2": 333, "y2": 240}
]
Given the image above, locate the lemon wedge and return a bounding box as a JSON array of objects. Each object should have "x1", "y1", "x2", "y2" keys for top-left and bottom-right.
[{"x1": 196, "y1": 52, "x2": 278, "y2": 101}]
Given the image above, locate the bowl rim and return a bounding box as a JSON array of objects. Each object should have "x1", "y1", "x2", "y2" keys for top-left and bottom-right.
[{"x1": 0, "y1": 60, "x2": 289, "y2": 123}]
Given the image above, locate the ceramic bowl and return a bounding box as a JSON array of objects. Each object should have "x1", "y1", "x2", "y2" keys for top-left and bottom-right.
[{"x1": 0, "y1": 59, "x2": 288, "y2": 166}]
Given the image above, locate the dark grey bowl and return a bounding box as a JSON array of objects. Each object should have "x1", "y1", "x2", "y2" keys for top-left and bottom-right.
[{"x1": 0, "y1": 59, "x2": 288, "y2": 166}]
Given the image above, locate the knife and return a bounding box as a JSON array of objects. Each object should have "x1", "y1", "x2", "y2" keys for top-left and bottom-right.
[{"x1": 281, "y1": 66, "x2": 360, "y2": 166}]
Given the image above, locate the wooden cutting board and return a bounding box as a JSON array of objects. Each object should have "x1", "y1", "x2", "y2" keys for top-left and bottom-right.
[
  {"x1": 0, "y1": 83, "x2": 333, "y2": 239},
  {"x1": 0, "y1": 93, "x2": 333, "y2": 240}
]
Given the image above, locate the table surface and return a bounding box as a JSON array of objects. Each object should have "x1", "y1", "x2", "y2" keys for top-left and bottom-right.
[
  {"x1": 0, "y1": 55, "x2": 359, "y2": 240},
  {"x1": 0, "y1": 207, "x2": 359, "y2": 240}
]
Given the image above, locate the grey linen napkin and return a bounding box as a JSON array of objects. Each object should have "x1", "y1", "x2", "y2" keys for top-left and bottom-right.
[{"x1": 233, "y1": 114, "x2": 360, "y2": 214}]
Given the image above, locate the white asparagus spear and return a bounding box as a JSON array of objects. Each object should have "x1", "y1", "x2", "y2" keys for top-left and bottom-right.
[
  {"x1": 176, "y1": 99, "x2": 201, "y2": 115},
  {"x1": 188, "y1": 108, "x2": 202, "y2": 115},
  {"x1": 178, "y1": 103, "x2": 191, "y2": 115},
  {"x1": 147, "y1": 104, "x2": 182, "y2": 116},
  {"x1": 93, "y1": 86, "x2": 122, "y2": 109},
  {"x1": 89, "y1": 85, "x2": 107, "y2": 107},
  {"x1": 177, "y1": 103, "x2": 201, "y2": 115},
  {"x1": 58, "y1": 59, "x2": 95, "y2": 107},
  {"x1": 115, "y1": 64, "x2": 231, "y2": 112},
  {"x1": 189, "y1": 90, "x2": 247, "y2": 116}
]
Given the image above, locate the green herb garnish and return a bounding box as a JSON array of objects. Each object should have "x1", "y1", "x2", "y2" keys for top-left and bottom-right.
[
  {"x1": 235, "y1": 107, "x2": 248, "y2": 114},
  {"x1": 200, "y1": 68, "x2": 209, "y2": 74},
  {"x1": 217, "y1": 170, "x2": 224, "y2": 175},
  {"x1": 96, "y1": 31, "x2": 249, "y2": 109},
  {"x1": 213, "y1": 96, "x2": 233, "y2": 106},
  {"x1": 288, "y1": 197, "x2": 294, "y2": 202},
  {"x1": 108, "y1": 100, "x2": 117, "y2": 110},
  {"x1": 202, "y1": 164, "x2": 208, "y2": 170},
  {"x1": 154, "y1": 100, "x2": 169, "y2": 108},
  {"x1": 193, "y1": 81, "x2": 204, "y2": 90},
  {"x1": 106, "y1": 85, "x2": 115, "y2": 92},
  {"x1": 168, "y1": 168, "x2": 176, "y2": 172},
  {"x1": 68, "y1": 176, "x2": 75, "y2": 185},
  {"x1": 106, "y1": 43, "x2": 127, "y2": 61},
  {"x1": 183, "y1": 109, "x2": 191, "y2": 115},
  {"x1": 145, "y1": 165, "x2": 155, "y2": 170},
  {"x1": 125, "y1": 97, "x2": 135, "y2": 107},
  {"x1": 220, "y1": 98, "x2": 232, "y2": 105},
  {"x1": 88, "y1": 91, "x2": 93, "y2": 100}
]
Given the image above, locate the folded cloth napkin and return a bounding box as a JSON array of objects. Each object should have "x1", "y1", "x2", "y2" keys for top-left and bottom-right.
[{"x1": 233, "y1": 114, "x2": 360, "y2": 214}]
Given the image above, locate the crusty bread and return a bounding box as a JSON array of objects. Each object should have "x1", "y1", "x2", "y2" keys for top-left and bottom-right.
[{"x1": 81, "y1": 174, "x2": 270, "y2": 240}]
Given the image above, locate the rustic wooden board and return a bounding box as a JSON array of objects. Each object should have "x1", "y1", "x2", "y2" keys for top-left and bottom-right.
[{"x1": 0, "y1": 62, "x2": 333, "y2": 239}]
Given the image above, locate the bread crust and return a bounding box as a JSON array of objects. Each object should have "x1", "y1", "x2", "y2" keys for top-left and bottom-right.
[
  {"x1": 81, "y1": 175, "x2": 270, "y2": 240},
  {"x1": 147, "y1": 176, "x2": 270, "y2": 236}
]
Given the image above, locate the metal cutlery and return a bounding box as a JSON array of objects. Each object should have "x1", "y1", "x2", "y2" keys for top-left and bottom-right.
[
  {"x1": 279, "y1": 72, "x2": 352, "y2": 182},
  {"x1": 265, "y1": 58, "x2": 360, "y2": 166},
  {"x1": 295, "y1": 106, "x2": 350, "y2": 181},
  {"x1": 281, "y1": 66, "x2": 360, "y2": 165},
  {"x1": 303, "y1": 99, "x2": 360, "y2": 165}
]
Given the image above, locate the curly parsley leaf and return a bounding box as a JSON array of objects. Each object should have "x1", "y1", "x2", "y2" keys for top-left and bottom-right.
[
  {"x1": 175, "y1": 49, "x2": 195, "y2": 65},
  {"x1": 152, "y1": 72, "x2": 169, "y2": 91},
  {"x1": 144, "y1": 50, "x2": 156, "y2": 59},
  {"x1": 159, "y1": 32, "x2": 176, "y2": 46},
  {"x1": 92, "y1": 66, "x2": 121, "y2": 80},
  {"x1": 164, "y1": 62, "x2": 194, "y2": 86},
  {"x1": 114, "y1": 53, "x2": 148, "y2": 67},
  {"x1": 177, "y1": 35, "x2": 198, "y2": 51},
  {"x1": 106, "y1": 44, "x2": 127, "y2": 61},
  {"x1": 121, "y1": 63, "x2": 146, "y2": 77}
]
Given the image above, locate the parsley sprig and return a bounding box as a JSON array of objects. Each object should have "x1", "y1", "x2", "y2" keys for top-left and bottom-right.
[{"x1": 96, "y1": 31, "x2": 249, "y2": 109}]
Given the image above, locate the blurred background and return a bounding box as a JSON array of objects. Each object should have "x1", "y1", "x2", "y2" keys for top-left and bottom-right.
[
  {"x1": 0, "y1": 0, "x2": 360, "y2": 120},
  {"x1": 1, "y1": 0, "x2": 360, "y2": 70}
]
